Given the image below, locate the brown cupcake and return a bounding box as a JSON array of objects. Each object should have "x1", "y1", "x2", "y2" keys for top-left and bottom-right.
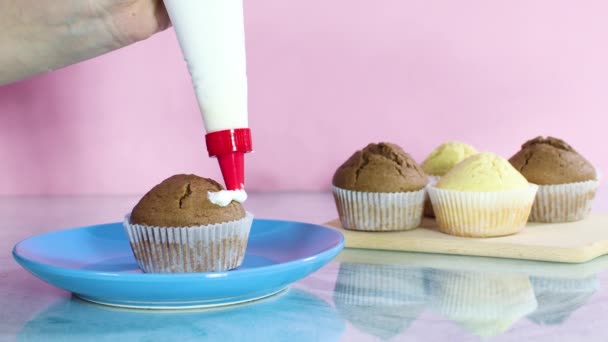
[
  {"x1": 509, "y1": 137, "x2": 599, "y2": 223},
  {"x1": 131, "y1": 175, "x2": 245, "y2": 227},
  {"x1": 332, "y1": 143, "x2": 428, "y2": 231},
  {"x1": 333, "y1": 143, "x2": 428, "y2": 192},
  {"x1": 509, "y1": 137, "x2": 596, "y2": 185},
  {"x1": 124, "y1": 174, "x2": 253, "y2": 273}
]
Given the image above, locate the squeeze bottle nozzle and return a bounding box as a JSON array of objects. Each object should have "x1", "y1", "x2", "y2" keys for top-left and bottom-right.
[
  {"x1": 205, "y1": 128, "x2": 252, "y2": 190},
  {"x1": 163, "y1": 0, "x2": 252, "y2": 191}
]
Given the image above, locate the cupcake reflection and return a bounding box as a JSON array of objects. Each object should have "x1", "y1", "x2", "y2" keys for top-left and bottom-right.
[
  {"x1": 527, "y1": 275, "x2": 599, "y2": 325},
  {"x1": 333, "y1": 263, "x2": 427, "y2": 340},
  {"x1": 19, "y1": 289, "x2": 345, "y2": 342},
  {"x1": 427, "y1": 269, "x2": 538, "y2": 338}
]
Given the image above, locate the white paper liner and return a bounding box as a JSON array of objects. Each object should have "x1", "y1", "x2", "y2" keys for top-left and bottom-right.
[
  {"x1": 333, "y1": 186, "x2": 425, "y2": 231},
  {"x1": 427, "y1": 184, "x2": 538, "y2": 237},
  {"x1": 529, "y1": 179, "x2": 599, "y2": 223},
  {"x1": 123, "y1": 212, "x2": 253, "y2": 273},
  {"x1": 424, "y1": 176, "x2": 441, "y2": 217}
]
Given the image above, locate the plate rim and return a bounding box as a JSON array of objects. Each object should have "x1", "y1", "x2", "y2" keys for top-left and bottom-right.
[{"x1": 12, "y1": 218, "x2": 345, "y2": 281}]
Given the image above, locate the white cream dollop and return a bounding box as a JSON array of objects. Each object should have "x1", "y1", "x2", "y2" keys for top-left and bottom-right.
[{"x1": 207, "y1": 190, "x2": 248, "y2": 207}]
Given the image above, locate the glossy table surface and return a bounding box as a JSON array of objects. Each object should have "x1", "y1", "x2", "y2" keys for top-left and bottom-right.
[{"x1": 3, "y1": 191, "x2": 608, "y2": 341}]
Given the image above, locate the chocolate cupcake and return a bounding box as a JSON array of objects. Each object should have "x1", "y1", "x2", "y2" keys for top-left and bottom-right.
[
  {"x1": 332, "y1": 143, "x2": 428, "y2": 231},
  {"x1": 124, "y1": 174, "x2": 253, "y2": 273},
  {"x1": 509, "y1": 137, "x2": 599, "y2": 223}
]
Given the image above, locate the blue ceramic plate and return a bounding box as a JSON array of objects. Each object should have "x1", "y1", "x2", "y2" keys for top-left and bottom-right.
[{"x1": 13, "y1": 219, "x2": 344, "y2": 309}]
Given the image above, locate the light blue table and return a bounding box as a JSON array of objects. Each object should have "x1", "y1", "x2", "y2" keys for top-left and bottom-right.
[{"x1": 2, "y1": 192, "x2": 608, "y2": 341}]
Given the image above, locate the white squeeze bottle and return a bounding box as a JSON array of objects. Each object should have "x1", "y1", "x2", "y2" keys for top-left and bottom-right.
[{"x1": 163, "y1": 0, "x2": 252, "y2": 204}]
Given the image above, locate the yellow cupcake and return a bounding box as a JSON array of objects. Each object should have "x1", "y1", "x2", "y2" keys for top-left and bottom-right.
[
  {"x1": 421, "y1": 142, "x2": 477, "y2": 217},
  {"x1": 436, "y1": 152, "x2": 529, "y2": 191},
  {"x1": 428, "y1": 153, "x2": 538, "y2": 237},
  {"x1": 422, "y1": 141, "x2": 478, "y2": 177}
]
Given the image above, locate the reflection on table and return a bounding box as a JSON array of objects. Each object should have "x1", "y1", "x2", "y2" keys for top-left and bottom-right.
[
  {"x1": 426, "y1": 269, "x2": 537, "y2": 338},
  {"x1": 528, "y1": 275, "x2": 599, "y2": 326},
  {"x1": 333, "y1": 249, "x2": 603, "y2": 340},
  {"x1": 18, "y1": 289, "x2": 345, "y2": 342},
  {"x1": 334, "y1": 264, "x2": 426, "y2": 340}
]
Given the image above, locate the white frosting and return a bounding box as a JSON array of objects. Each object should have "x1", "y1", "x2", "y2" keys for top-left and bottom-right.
[
  {"x1": 208, "y1": 190, "x2": 248, "y2": 207},
  {"x1": 164, "y1": 0, "x2": 249, "y2": 132}
]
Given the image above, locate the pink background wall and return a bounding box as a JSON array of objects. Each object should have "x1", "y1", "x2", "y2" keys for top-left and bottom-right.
[{"x1": 1, "y1": 1, "x2": 607, "y2": 195}]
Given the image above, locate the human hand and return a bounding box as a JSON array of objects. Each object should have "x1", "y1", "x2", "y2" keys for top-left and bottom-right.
[
  {"x1": 91, "y1": 0, "x2": 170, "y2": 44},
  {"x1": 0, "y1": 0, "x2": 171, "y2": 86}
]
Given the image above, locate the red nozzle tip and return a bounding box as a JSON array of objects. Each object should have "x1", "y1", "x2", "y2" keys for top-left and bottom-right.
[
  {"x1": 217, "y1": 152, "x2": 245, "y2": 190},
  {"x1": 205, "y1": 128, "x2": 252, "y2": 190}
]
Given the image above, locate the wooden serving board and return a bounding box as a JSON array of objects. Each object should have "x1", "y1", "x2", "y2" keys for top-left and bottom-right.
[{"x1": 324, "y1": 214, "x2": 608, "y2": 263}]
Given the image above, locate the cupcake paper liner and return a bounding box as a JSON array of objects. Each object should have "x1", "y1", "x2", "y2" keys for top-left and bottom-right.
[
  {"x1": 333, "y1": 186, "x2": 425, "y2": 231},
  {"x1": 123, "y1": 212, "x2": 253, "y2": 273},
  {"x1": 529, "y1": 179, "x2": 599, "y2": 223},
  {"x1": 427, "y1": 184, "x2": 538, "y2": 237},
  {"x1": 424, "y1": 176, "x2": 441, "y2": 218}
]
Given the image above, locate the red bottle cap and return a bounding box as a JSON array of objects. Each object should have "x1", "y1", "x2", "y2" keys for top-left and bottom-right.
[{"x1": 205, "y1": 128, "x2": 252, "y2": 190}]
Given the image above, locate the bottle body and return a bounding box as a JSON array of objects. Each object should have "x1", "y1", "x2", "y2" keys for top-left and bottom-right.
[{"x1": 164, "y1": 0, "x2": 249, "y2": 132}]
